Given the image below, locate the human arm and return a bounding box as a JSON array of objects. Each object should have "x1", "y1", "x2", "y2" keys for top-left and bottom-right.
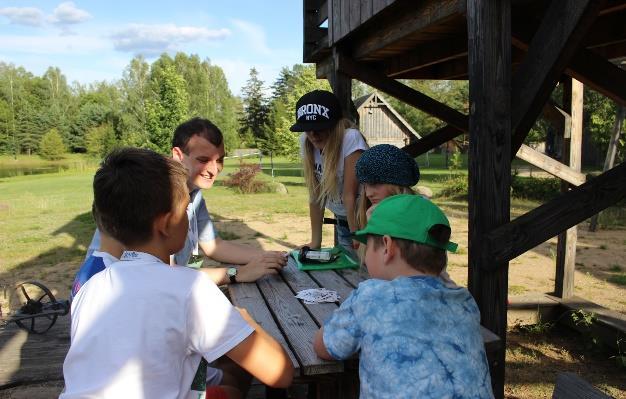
[
  {"x1": 342, "y1": 150, "x2": 364, "y2": 246},
  {"x1": 306, "y1": 201, "x2": 324, "y2": 249},
  {"x1": 313, "y1": 327, "x2": 334, "y2": 360},
  {"x1": 199, "y1": 239, "x2": 286, "y2": 284},
  {"x1": 226, "y1": 308, "x2": 294, "y2": 388}
]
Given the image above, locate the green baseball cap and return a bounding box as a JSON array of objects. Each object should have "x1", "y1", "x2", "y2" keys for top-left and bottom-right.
[{"x1": 353, "y1": 194, "x2": 458, "y2": 252}]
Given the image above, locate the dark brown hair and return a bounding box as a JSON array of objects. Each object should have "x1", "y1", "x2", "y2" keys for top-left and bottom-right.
[
  {"x1": 369, "y1": 235, "x2": 446, "y2": 275},
  {"x1": 172, "y1": 117, "x2": 223, "y2": 153},
  {"x1": 93, "y1": 148, "x2": 188, "y2": 246}
]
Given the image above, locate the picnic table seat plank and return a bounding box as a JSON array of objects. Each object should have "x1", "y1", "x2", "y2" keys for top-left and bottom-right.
[
  {"x1": 281, "y1": 262, "x2": 340, "y2": 326},
  {"x1": 552, "y1": 372, "x2": 611, "y2": 399},
  {"x1": 227, "y1": 282, "x2": 300, "y2": 373},
  {"x1": 256, "y1": 273, "x2": 343, "y2": 376}
]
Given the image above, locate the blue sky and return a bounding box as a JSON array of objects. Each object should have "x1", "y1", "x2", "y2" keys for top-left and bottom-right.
[{"x1": 0, "y1": 0, "x2": 304, "y2": 95}]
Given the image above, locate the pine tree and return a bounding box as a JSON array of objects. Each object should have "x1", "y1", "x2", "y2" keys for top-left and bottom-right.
[{"x1": 239, "y1": 68, "x2": 269, "y2": 147}]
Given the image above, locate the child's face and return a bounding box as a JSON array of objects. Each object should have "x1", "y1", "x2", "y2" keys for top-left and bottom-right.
[
  {"x1": 364, "y1": 236, "x2": 386, "y2": 279},
  {"x1": 364, "y1": 183, "x2": 398, "y2": 205},
  {"x1": 305, "y1": 129, "x2": 330, "y2": 150},
  {"x1": 174, "y1": 135, "x2": 225, "y2": 190}
]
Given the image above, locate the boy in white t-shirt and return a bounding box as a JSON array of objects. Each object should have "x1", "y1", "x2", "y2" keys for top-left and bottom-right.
[{"x1": 61, "y1": 148, "x2": 293, "y2": 399}]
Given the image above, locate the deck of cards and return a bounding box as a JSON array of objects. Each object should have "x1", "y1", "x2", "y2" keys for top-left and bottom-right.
[{"x1": 295, "y1": 288, "x2": 340, "y2": 304}]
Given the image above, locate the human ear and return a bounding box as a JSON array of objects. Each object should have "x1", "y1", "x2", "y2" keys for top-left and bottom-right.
[
  {"x1": 172, "y1": 147, "x2": 184, "y2": 162},
  {"x1": 154, "y1": 212, "x2": 173, "y2": 238},
  {"x1": 382, "y1": 235, "x2": 395, "y2": 264}
]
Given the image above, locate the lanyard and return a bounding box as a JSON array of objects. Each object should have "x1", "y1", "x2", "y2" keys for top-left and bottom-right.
[
  {"x1": 188, "y1": 192, "x2": 199, "y2": 256},
  {"x1": 120, "y1": 250, "x2": 164, "y2": 265}
]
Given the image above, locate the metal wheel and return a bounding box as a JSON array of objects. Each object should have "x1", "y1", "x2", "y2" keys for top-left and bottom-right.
[{"x1": 12, "y1": 281, "x2": 59, "y2": 334}]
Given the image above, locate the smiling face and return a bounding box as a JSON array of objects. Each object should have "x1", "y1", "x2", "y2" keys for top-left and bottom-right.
[
  {"x1": 305, "y1": 129, "x2": 331, "y2": 150},
  {"x1": 172, "y1": 135, "x2": 225, "y2": 190}
]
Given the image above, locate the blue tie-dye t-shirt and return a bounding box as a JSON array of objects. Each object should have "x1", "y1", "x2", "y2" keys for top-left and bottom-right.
[{"x1": 323, "y1": 276, "x2": 494, "y2": 399}]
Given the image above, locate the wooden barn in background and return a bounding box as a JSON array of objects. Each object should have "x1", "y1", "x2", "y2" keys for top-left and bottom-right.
[
  {"x1": 303, "y1": 0, "x2": 626, "y2": 397},
  {"x1": 354, "y1": 92, "x2": 420, "y2": 147}
]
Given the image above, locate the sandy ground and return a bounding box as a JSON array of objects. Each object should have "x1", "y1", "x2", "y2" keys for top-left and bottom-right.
[{"x1": 1, "y1": 211, "x2": 625, "y2": 398}]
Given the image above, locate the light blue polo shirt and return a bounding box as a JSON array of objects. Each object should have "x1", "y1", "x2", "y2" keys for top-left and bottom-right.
[{"x1": 86, "y1": 189, "x2": 217, "y2": 267}]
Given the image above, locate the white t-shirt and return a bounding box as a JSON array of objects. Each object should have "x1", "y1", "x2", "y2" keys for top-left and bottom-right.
[
  {"x1": 300, "y1": 128, "x2": 368, "y2": 216},
  {"x1": 61, "y1": 251, "x2": 254, "y2": 399}
]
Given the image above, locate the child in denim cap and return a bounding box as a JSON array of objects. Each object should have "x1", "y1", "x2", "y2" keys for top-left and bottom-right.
[{"x1": 314, "y1": 195, "x2": 493, "y2": 399}]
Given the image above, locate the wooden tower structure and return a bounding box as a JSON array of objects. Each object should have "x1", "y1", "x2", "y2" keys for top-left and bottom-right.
[{"x1": 303, "y1": 1, "x2": 626, "y2": 397}]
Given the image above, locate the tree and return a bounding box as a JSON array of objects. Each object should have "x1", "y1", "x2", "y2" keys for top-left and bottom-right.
[
  {"x1": 146, "y1": 60, "x2": 189, "y2": 153},
  {"x1": 39, "y1": 128, "x2": 66, "y2": 160},
  {"x1": 119, "y1": 56, "x2": 151, "y2": 147},
  {"x1": 239, "y1": 68, "x2": 269, "y2": 146},
  {"x1": 85, "y1": 124, "x2": 118, "y2": 158}
]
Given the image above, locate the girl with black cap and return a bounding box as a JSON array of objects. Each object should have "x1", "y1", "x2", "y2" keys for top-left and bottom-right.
[{"x1": 290, "y1": 90, "x2": 368, "y2": 257}]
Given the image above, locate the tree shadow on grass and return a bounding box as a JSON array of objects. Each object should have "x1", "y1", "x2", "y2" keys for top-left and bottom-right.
[{"x1": 0, "y1": 211, "x2": 94, "y2": 390}]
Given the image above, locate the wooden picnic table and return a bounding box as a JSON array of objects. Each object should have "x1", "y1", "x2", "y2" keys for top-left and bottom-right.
[{"x1": 228, "y1": 256, "x2": 501, "y2": 399}]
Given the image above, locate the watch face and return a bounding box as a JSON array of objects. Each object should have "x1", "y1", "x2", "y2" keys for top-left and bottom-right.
[{"x1": 227, "y1": 268, "x2": 237, "y2": 277}]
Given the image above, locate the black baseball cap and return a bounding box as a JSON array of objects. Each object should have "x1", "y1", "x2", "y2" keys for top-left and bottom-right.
[{"x1": 290, "y1": 90, "x2": 343, "y2": 132}]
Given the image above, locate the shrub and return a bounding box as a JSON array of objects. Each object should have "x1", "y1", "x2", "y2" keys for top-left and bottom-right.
[
  {"x1": 437, "y1": 174, "x2": 468, "y2": 199},
  {"x1": 511, "y1": 175, "x2": 560, "y2": 201},
  {"x1": 86, "y1": 124, "x2": 119, "y2": 158},
  {"x1": 449, "y1": 151, "x2": 463, "y2": 170},
  {"x1": 223, "y1": 162, "x2": 269, "y2": 194},
  {"x1": 39, "y1": 128, "x2": 66, "y2": 160}
]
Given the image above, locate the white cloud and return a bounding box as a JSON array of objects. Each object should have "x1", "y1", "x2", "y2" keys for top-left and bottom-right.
[
  {"x1": 231, "y1": 19, "x2": 271, "y2": 55},
  {"x1": 49, "y1": 2, "x2": 92, "y2": 25},
  {"x1": 0, "y1": 34, "x2": 109, "y2": 55},
  {"x1": 111, "y1": 24, "x2": 230, "y2": 56},
  {"x1": 0, "y1": 7, "x2": 45, "y2": 26}
]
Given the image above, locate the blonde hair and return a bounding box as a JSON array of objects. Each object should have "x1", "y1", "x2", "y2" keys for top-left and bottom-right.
[
  {"x1": 356, "y1": 185, "x2": 415, "y2": 266},
  {"x1": 302, "y1": 117, "x2": 357, "y2": 205}
]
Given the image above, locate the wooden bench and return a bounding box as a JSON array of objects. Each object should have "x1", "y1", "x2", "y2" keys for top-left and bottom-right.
[{"x1": 552, "y1": 372, "x2": 611, "y2": 399}]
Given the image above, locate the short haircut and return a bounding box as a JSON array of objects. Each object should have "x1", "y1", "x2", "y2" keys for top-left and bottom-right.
[
  {"x1": 93, "y1": 148, "x2": 189, "y2": 246},
  {"x1": 369, "y1": 235, "x2": 447, "y2": 275},
  {"x1": 172, "y1": 117, "x2": 223, "y2": 153}
]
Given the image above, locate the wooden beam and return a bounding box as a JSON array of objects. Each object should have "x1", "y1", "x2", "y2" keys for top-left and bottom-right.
[
  {"x1": 329, "y1": 49, "x2": 358, "y2": 124},
  {"x1": 541, "y1": 101, "x2": 571, "y2": 139},
  {"x1": 555, "y1": 79, "x2": 583, "y2": 299},
  {"x1": 467, "y1": 0, "x2": 511, "y2": 397},
  {"x1": 566, "y1": 49, "x2": 626, "y2": 106},
  {"x1": 385, "y1": 38, "x2": 468, "y2": 77},
  {"x1": 484, "y1": 161, "x2": 626, "y2": 265},
  {"x1": 349, "y1": 0, "x2": 465, "y2": 59},
  {"x1": 510, "y1": 0, "x2": 604, "y2": 156},
  {"x1": 402, "y1": 125, "x2": 463, "y2": 157},
  {"x1": 335, "y1": 54, "x2": 469, "y2": 131},
  {"x1": 515, "y1": 145, "x2": 586, "y2": 186}
]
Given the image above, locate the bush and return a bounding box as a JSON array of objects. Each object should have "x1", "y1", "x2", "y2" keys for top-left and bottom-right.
[
  {"x1": 511, "y1": 176, "x2": 560, "y2": 201},
  {"x1": 86, "y1": 124, "x2": 119, "y2": 158},
  {"x1": 437, "y1": 174, "x2": 468, "y2": 199},
  {"x1": 39, "y1": 128, "x2": 66, "y2": 160},
  {"x1": 223, "y1": 162, "x2": 269, "y2": 194}
]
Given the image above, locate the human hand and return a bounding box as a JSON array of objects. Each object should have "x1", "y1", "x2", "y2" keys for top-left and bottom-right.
[{"x1": 236, "y1": 251, "x2": 287, "y2": 282}]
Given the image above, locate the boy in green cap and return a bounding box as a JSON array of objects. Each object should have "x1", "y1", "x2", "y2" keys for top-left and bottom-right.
[{"x1": 313, "y1": 194, "x2": 493, "y2": 399}]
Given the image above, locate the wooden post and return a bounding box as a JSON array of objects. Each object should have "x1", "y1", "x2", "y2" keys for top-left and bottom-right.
[
  {"x1": 329, "y1": 48, "x2": 359, "y2": 125},
  {"x1": 467, "y1": 1, "x2": 511, "y2": 397},
  {"x1": 589, "y1": 105, "x2": 625, "y2": 231},
  {"x1": 555, "y1": 79, "x2": 583, "y2": 298}
]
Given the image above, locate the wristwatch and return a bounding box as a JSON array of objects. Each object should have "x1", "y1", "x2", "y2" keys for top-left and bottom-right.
[{"x1": 227, "y1": 267, "x2": 238, "y2": 284}]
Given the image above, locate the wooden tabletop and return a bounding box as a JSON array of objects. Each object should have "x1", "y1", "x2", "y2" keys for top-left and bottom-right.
[
  {"x1": 228, "y1": 256, "x2": 501, "y2": 379},
  {"x1": 228, "y1": 256, "x2": 364, "y2": 377}
]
